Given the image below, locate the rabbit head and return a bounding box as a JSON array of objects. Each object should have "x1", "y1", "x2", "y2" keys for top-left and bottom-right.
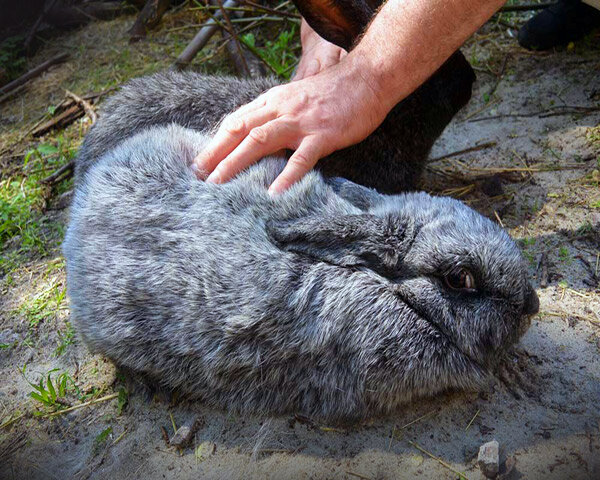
[{"x1": 268, "y1": 182, "x2": 538, "y2": 407}]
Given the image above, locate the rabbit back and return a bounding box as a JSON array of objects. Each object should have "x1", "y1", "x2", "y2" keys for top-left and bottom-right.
[{"x1": 75, "y1": 73, "x2": 278, "y2": 183}]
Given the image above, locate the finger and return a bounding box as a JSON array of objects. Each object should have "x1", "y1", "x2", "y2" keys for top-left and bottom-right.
[
  {"x1": 194, "y1": 104, "x2": 274, "y2": 177},
  {"x1": 221, "y1": 94, "x2": 268, "y2": 124},
  {"x1": 206, "y1": 119, "x2": 293, "y2": 184},
  {"x1": 268, "y1": 138, "x2": 322, "y2": 195}
]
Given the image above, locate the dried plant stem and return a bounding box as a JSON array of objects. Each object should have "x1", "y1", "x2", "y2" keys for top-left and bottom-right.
[
  {"x1": 465, "y1": 409, "x2": 480, "y2": 431},
  {"x1": 0, "y1": 413, "x2": 25, "y2": 430},
  {"x1": 399, "y1": 410, "x2": 437, "y2": 430},
  {"x1": 470, "y1": 105, "x2": 600, "y2": 122},
  {"x1": 408, "y1": 440, "x2": 469, "y2": 480},
  {"x1": 0, "y1": 53, "x2": 69, "y2": 96},
  {"x1": 240, "y1": 0, "x2": 300, "y2": 18},
  {"x1": 345, "y1": 471, "x2": 372, "y2": 480},
  {"x1": 44, "y1": 393, "x2": 119, "y2": 418}
]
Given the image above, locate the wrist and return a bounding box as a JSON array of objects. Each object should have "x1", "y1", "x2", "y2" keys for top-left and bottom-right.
[{"x1": 340, "y1": 52, "x2": 395, "y2": 122}]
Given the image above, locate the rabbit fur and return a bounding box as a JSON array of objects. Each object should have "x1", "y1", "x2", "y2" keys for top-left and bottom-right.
[
  {"x1": 74, "y1": 49, "x2": 475, "y2": 193},
  {"x1": 64, "y1": 124, "x2": 538, "y2": 422}
]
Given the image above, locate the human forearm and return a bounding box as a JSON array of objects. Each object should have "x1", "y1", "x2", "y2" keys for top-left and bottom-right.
[
  {"x1": 348, "y1": 0, "x2": 506, "y2": 114},
  {"x1": 195, "y1": 0, "x2": 507, "y2": 193}
]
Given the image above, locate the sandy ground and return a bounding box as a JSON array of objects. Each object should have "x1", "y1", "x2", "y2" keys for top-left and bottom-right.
[{"x1": 1, "y1": 13, "x2": 600, "y2": 480}]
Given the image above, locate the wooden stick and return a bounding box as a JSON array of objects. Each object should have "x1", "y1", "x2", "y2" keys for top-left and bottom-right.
[
  {"x1": 0, "y1": 53, "x2": 69, "y2": 96},
  {"x1": 65, "y1": 89, "x2": 98, "y2": 124},
  {"x1": 41, "y1": 161, "x2": 74, "y2": 185},
  {"x1": 345, "y1": 471, "x2": 372, "y2": 480},
  {"x1": 470, "y1": 105, "x2": 600, "y2": 122},
  {"x1": 429, "y1": 141, "x2": 497, "y2": 162},
  {"x1": 31, "y1": 104, "x2": 84, "y2": 137},
  {"x1": 215, "y1": 0, "x2": 251, "y2": 77},
  {"x1": 0, "y1": 83, "x2": 28, "y2": 105},
  {"x1": 129, "y1": 0, "x2": 172, "y2": 42},
  {"x1": 240, "y1": 0, "x2": 300, "y2": 18},
  {"x1": 173, "y1": 0, "x2": 239, "y2": 70}
]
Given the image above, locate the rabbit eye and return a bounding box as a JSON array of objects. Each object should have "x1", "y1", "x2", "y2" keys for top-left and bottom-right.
[{"x1": 444, "y1": 268, "x2": 476, "y2": 291}]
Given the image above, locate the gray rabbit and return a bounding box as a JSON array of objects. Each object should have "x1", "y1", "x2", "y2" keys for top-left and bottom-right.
[
  {"x1": 64, "y1": 1, "x2": 537, "y2": 422},
  {"x1": 74, "y1": 0, "x2": 475, "y2": 193},
  {"x1": 64, "y1": 124, "x2": 539, "y2": 422}
]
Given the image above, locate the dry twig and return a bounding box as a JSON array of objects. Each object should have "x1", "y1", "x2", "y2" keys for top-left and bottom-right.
[
  {"x1": 24, "y1": 0, "x2": 60, "y2": 52},
  {"x1": 32, "y1": 104, "x2": 84, "y2": 137},
  {"x1": 65, "y1": 89, "x2": 98, "y2": 124},
  {"x1": 41, "y1": 161, "x2": 74, "y2": 185},
  {"x1": 174, "y1": 0, "x2": 239, "y2": 69},
  {"x1": 0, "y1": 53, "x2": 69, "y2": 96},
  {"x1": 215, "y1": 0, "x2": 251, "y2": 77},
  {"x1": 408, "y1": 440, "x2": 469, "y2": 480},
  {"x1": 240, "y1": 0, "x2": 300, "y2": 18},
  {"x1": 345, "y1": 471, "x2": 372, "y2": 480},
  {"x1": 470, "y1": 105, "x2": 600, "y2": 122},
  {"x1": 429, "y1": 141, "x2": 497, "y2": 162}
]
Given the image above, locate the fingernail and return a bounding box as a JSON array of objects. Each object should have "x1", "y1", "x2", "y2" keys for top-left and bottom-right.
[{"x1": 206, "y1": 171, "x2": 221, "y2": 184}]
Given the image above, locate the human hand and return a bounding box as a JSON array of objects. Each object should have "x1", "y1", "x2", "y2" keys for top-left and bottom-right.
[
  {"x1": 293, "y1": 19, "x2": 347, "y2": 81},
  {"x1": 194, "y1": 55, "x2": 389, "y2": 195}
]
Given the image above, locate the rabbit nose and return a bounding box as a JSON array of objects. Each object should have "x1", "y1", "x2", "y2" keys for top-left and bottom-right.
[{"x1": 523, "y1": 287, "x2": 539, "y2": 315}]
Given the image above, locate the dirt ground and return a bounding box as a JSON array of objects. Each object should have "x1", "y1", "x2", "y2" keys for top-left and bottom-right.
[{"x1": 1, "y1": 7, "x2": 599, "y2": 480}]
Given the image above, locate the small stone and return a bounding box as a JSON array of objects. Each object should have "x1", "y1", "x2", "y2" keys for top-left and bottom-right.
[
  {"x1": 194, "y1": 441, "x2": 216, "y2": 463},
  {"x1": 477, "y1": 439, "x2": 500, "y2": 479},
  {"x1": 169, "y1": 415, "x2": 201, "y2": 448}
]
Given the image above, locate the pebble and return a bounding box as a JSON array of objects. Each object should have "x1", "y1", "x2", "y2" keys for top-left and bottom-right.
[
  {"x1": 477, "y1": 439, "x2": 500, "y2": 479},
  {"x1": 169, "y1": 415, "x2": 201, "y2": 448}
]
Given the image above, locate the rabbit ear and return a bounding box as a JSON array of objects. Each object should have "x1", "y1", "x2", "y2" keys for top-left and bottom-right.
[
  {"x1": 267, "y1": 214, "x2": 414, "y2": 276},
  {"x1": 293, "y1": 0, "x2": 377, "y2": 50}
]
